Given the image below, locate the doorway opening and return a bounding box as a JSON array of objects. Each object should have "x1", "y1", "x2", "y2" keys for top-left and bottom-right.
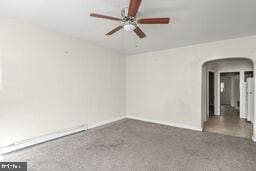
[
  {"x1": 209, "y1": 72, "x2": 215, "y2": 117},
  {"x1": 220, "y1": 72, "x2": 240, "y2": 115},
  {"x1": 202, "y1": 58, "x2": 254, "y2": 139}
]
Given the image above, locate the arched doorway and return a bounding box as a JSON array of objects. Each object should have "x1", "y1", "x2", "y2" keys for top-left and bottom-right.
[{"x1": 201, "y1": 58, "x2": 254, "y2": 139}]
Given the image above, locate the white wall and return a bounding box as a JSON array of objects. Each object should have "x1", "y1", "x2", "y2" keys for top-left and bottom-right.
[
  {"x1": 0, "y1": 18, "x2": 125, "y2": 146},
  {"x1": 216, "y1": 60, "x2": 253, "y2": 72},
  {"x1": 230, "y1": 75, "x2": 240, "y2": 108},
  {"x1": 126, "y1": 35, "x2": 256, "y2": 131}
]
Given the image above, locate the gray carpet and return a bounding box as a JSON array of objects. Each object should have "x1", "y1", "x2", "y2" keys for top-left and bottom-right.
[{"x1": 3, "y1": 119, "x2": 256, "y2": 171}]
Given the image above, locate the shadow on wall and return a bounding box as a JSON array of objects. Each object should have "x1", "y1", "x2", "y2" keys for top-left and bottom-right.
[{"x1": 201, "y1": 57, "x2": 254, "y2": 125}]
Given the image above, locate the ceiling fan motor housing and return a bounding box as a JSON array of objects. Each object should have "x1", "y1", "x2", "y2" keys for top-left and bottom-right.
[{"x1": 121, "y1": 7, "x2": 136, "y2": 21}]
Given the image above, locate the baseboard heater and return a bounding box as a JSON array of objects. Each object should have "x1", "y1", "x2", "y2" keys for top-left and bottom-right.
[{"x1": 0, "y1": 124, "x2": 86, "y2": 155}]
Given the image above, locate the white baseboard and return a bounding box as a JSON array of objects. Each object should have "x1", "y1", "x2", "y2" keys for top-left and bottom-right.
[
  {"x1": 88, "y1": 116, "x2": 126, "y2": 129},
  {"x1": 2, "y1": 114, "x2": 252, "y2": 156},
  {"x1": 252, "y1": 136, "x2": 256, "y2": 142},
  {"x1": 126, "y1": 116, "x2": 203, "y2": 132},
  {"x1": 0, "y1": 124, "x2": 86, "y2": 155},
  {"x1": 0, "y1": 116, "x2": 126, "y2": 155},
  {"x1": 214, "y1": 112, "x2": 220, "y2": 116},
  {"x1": 240, "y1": 113, "x2": 246, "y2": 119}
]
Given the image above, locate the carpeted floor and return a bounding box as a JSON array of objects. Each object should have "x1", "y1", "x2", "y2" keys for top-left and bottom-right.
[{"x1": 3, "y1": 119, "x2": 256, "y2": 171}]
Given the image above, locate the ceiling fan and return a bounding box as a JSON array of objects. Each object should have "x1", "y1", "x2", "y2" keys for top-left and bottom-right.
[{"x1": 90, "y1": 0, "x2": 170, "y2": 38}]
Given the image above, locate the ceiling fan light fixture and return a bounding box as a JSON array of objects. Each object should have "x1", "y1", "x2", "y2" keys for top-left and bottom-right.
[
  {"x1": 124, "y1": 21, "x2": 137, "y2": 32},
  {"x1": 90, "y1": 0, "x2": 170, "y2": 38}
]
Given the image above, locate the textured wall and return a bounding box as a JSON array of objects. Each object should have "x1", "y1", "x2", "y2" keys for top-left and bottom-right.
[
  {"x1": 126, "y1": 36, "x2": 256, "y2": 130},
  {"x1": 0, "y1": 19, "x2": 125, "y2": 145}
]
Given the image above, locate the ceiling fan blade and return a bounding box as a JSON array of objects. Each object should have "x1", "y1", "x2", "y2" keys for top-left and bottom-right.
[
  {"x1": 134, "y1": 27, "x2": 146, "y2": 38},
  {"x1": 128, "y1": 0, "x2": 142, "y2": 17},
  {"x1": 137, "y1": 18, "x2": 170, "y2": 24},
  {"x1": 106, "y1": 26, "x2": 123, "y2": 35},
  {"x1": 90, "y1": 13, "x2": 122, "y2": 21}
]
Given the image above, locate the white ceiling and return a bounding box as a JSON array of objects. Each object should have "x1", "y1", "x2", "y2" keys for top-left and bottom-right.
[{"x1": 0, "y1": 0, "x2": 256, "y2": 55}]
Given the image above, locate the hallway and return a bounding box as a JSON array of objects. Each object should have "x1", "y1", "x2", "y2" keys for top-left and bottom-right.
[{"x1": 204, "y1": 105, "x2": 253, "y2": 139}]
